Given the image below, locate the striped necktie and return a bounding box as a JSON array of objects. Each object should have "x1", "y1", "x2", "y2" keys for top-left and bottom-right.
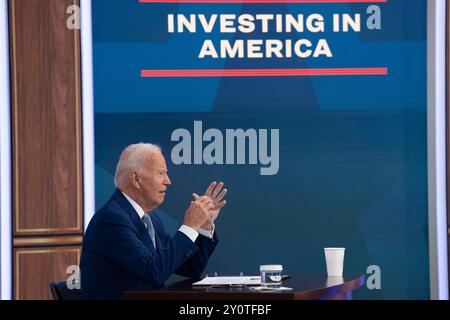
[{"x1": 142, "y1": 213, "x2": 156, "y2": 249}]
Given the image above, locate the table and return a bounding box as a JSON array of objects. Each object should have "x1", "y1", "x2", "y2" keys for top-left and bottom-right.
[{"x1": 124, "y1": 274, "x2": 365, "y2": 300}]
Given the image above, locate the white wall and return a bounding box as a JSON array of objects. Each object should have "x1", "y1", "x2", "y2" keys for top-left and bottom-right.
[
  {"x1": 427, "y1": 0, "x2": 448, "y2": 300},
  {"x1": 80, "y1": 0, "x2": 95, "y2": 230},
  {"x1": 0, "y1": 0, "x2": 12, "y2": 301}
]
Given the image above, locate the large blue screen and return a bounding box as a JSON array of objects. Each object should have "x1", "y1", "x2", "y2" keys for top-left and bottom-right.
[{"x1": 93, "y1": 0, "x2": 428, "y2": 299}]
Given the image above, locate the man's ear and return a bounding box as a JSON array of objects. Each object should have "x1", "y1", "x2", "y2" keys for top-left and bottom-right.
[{"x1": 130, "y1": 172, "x2": 141, "y2": 189}]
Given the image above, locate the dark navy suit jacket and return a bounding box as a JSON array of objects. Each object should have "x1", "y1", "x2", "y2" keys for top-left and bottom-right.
[{"x1": 79, "y1": 189, "x2": 218, "y2": 299}]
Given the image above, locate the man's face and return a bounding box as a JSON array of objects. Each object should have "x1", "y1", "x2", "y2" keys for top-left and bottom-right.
[{"x1": 136, "y1": 151, "x2": 171, "y2": 210}]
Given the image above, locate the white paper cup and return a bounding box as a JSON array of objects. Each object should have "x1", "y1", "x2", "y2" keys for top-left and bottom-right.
[
  {"x1": 324, "y1": 248, "x2": 345, "y2": 276},
  {"x1": 326, "y1": 276, "x2": 344, "y2": 287}
]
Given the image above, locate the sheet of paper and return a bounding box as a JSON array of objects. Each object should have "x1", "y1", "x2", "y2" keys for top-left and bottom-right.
[{"x1": 192, "y1": 276, "x2": 261, "y2": 286}]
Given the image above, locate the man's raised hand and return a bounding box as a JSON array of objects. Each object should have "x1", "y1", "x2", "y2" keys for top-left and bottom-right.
[{"x1": 194, "y1": 181, "x2": 228, "y2": 230}]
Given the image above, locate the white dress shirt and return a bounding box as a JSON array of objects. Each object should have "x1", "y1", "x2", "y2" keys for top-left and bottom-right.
[{"x1": 121, "y1": 192, "x2": 214, "y2": 243}]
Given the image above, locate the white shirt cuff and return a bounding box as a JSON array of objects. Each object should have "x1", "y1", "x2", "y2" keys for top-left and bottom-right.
[
  {"x1": 178, "y1": 225, "x2": 199, "y2": 243},
  {"x1": 197, "y1": 224, "x2": 215, "y2": 239}
]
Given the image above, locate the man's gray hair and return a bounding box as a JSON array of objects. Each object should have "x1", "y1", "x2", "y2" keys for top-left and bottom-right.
[{"x1": 114, "y1": 143, "x2": 161, "y2": 188}]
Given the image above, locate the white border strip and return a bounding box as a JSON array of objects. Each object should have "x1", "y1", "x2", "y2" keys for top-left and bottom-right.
[
  {"x1": 80, "y1": 0, "x2": 95, "y2": 229},
  {"x1": 0, "y1": 0, "x2": 12, "y2": 300},
  {"x1": 427, "y1": 0, "x2": 448, "y2": 301}
]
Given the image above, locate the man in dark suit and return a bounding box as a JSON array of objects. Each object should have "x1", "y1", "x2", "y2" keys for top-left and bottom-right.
[{"x1": 80, "y1": 143, "x2": 227, "y2": 299}]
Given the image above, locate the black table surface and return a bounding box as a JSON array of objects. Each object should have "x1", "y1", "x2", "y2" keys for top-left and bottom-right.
[{"x1": 124, "y1": 274, "x2": 365, "y2": 300}]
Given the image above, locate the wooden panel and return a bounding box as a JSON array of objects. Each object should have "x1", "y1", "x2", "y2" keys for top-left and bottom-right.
[
  {"x1": 14, "y1": 246, "x2": 81, "y2": 300},
  {"x1": 9, "y1": 0, "x2": 82, "y2": 235},
  {"x1": 13, "y1": 235, "x2": 83, "y2": 248}
]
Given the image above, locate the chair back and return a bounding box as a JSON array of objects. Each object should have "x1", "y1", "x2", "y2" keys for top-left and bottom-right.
[{"x1": 49, "y1": 281, "x2": 79, "y2": 300}]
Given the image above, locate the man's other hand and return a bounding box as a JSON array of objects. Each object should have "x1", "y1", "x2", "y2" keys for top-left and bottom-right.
[{"x1": 183, "y1": 196, "x2": 214, "y2": 229}]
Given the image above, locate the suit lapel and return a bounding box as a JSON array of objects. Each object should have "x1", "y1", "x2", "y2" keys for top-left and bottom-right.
[{"x1": 112, "y1": 189, "x2": 157, "y2": 252}]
